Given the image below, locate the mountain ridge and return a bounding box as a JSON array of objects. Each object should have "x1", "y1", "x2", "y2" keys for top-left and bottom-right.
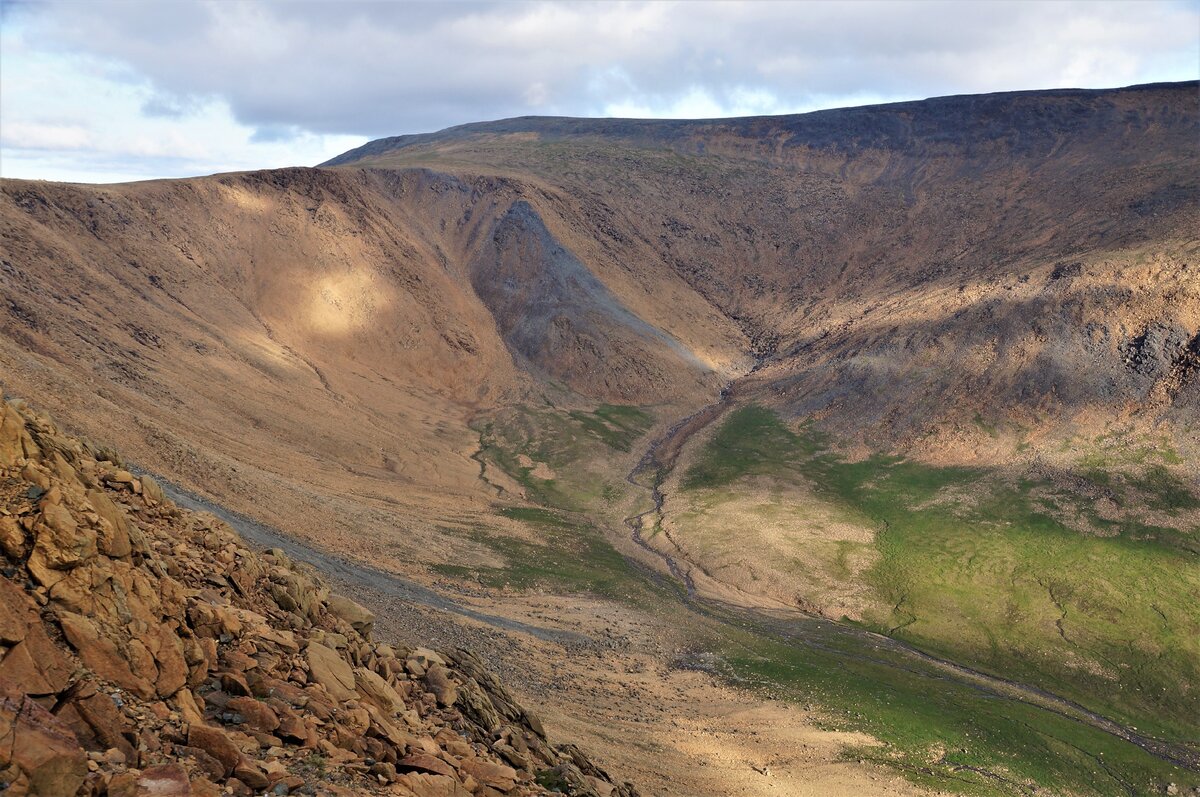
[{"x1": 324, "y1": 80, "x2": 1199, "y2": 166}]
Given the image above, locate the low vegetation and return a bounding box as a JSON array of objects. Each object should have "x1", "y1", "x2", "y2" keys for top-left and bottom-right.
[
  {"x1": 477, "y1": 401, "x2": 1200, "y2": 795},
  {"x1": 475, "y1": 403, "x2": 653, "y2": 509},
  {"x1": 677, "y1": 404, "x2": 1200, "y2": 794},
  {"x1": 433, "y1": 506, "x2": 656, "y2": 602}
]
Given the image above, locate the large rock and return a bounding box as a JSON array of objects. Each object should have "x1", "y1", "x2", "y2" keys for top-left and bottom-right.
[
  {"x1": 58, "y1": 611, "x2": 157, "y2": 700},
  {"x1": 305, "y1": 641, "x2": 356, "y2": 701},
  {"x1": 28, "y1": 502, "x2": 97, "y2": 582},
  {"x1": 226, "y1": 696, "x2": 279, "y2": 733},
  {"x1": 397, "y1": 753, "x2": 456, "y2": 779},
  {"x1": 65, "y1": 690, "x2": 136, "y2": 763},
  {"x1": 0, "y1": 402, "x2": 37, "y2": 465},
  {"x1": 0, "y1": 579, "x2": 72, "y2": 695},
  {"x1": 147, "y1": 623, "x2": 189, "y2": 698},
  {"x1": 0, "y1": 679, "x2": 88, "y2": 797},
  {"x1": 140, "y1": 474, "x2": 166, "y2": 506},
  {"x1": 460, "y1": 759, "x2": 518, "y2": 792},
  {"x1": 0, "y1": 516, "x2": 25, "y2": 559},
  {"x1": 424, "y1": 664, "x2": 458, "y2": 707},
  {"x1": 326, "y1": 594, "x2": 375, "y2": 636},
  {"x1": 0, "y1": 580, "x2": 32, "y2": 644},
  {"x1": 392, "y1": 773, "x2": 473, "y2": 797},
  {"x1": 187, "y1": 724, "x2": 241, "y2": 777},
  {"x1": 354, "y1": 666, "x2": 404, "y2": 714},
  {"x1": 132, "y1": 763, "x2": 192, "y2": 796},
  {"x1": 86, "y1": 488, "x2": 133, "y2": 558}
]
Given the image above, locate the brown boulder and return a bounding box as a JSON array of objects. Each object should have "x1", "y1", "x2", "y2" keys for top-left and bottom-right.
[
  {"x1": 176, "y1": 745, "x2": 225, "y2": 781},
  {"x1": 0, "y1": 515, "x2": 25, "y2": 559},
  {"x1": 0, "y1": 639, "x2": 58, "y2": 696},
  {"x1": 275, "y1": 714, "x2": 309, "y2": 744},
  {"x1": 86, "y1": 488, "x2": 132, "y2": 558},
  {"x1": 232, "y1": 758, "x2": 270, "y2": 790},
  {"x1": 171, "y1": 688, "x2": 206, "y2": 726},
  {"x1": 354, "y1": 666, "x2": 404, "y2": 714},
  {"x1": 226, "y1": 696, "x2": 279, "y2": 733},
  {"x1": 392, "y1": 773, "x2": 473, "y2": 797},
  {"x1": 424, "y1": 664, "x2": 458, "y2": 707},
  {"x1": 58, "y1": 611, "x2": 157, "y2": 700},
  {"x1": 148, "y1": 623, "x2": 189, "y2": 698},
  {"x1": 326, "y1": 593, "x2": 375, "y2": 635},
  {"x1": 0, "y1": 679, "x2": 88, "y2": 797},
  {"x1": 28, "y1": 503, "x2": 97, "y2": 587},
  {"x1": 0, "y1": 401, "x2": 37, "y2": 465},
  {"x1": 186, "y1": 723, "x2": 241, "y2": 777},
  {"x1": 305, "y1": 641, "x2": 356, "y2": 701},
  {"x1": 0, "y1": 579, "x2": 32, "y2": 644},
  {"x1": 133, "y1": 762, "x2": 192, "y2": 796},
  {"x1": 0, "y1": 581, "x2": 71, "y2": 695},
  {"x1": 60, "y1": 690, "x2": 135, "y2": 762},
  {"x1": 460, "y1": 760, "x2": 518, "y2": 792},
  {"x1": 398, "y1": 753, "x2": 456, "y2": 779},
  {"x1": 140, "y1": 474, "x2": 166, "y2": 505}
]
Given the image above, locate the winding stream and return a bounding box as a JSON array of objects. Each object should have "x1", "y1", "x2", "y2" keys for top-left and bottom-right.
[
  {"x1": 136, "y1": 377, "x2": 1198, "y2": 778},
  {"x1": 620, "y1": 369, "x2": 1200, "y2": 775}
]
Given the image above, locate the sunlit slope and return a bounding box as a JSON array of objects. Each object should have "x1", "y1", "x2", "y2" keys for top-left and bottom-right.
[
  {"x1": 0, "y1": 167, "x2": 742, "y2": 563},
  {"x1": 330, "y1": 81, "x2": 1200, "y2": 456}
]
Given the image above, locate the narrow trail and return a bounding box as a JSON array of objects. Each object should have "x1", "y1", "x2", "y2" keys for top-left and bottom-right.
[
  {"x1": 619, "y1": 367, "x2": 1200, "y2": 775},
  {"x1": 147, "y1": 475, "x2": 587, "y2": 647}
]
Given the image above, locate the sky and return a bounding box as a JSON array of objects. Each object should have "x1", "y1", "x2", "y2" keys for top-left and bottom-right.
[{"x1": 1, "y1": 0, "x2": 1197, "y2": 184}]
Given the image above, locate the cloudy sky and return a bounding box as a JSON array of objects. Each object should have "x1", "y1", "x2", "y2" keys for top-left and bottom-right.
[{"x1": 2, "y1": 0, "x2": 1197, "y2": 183}]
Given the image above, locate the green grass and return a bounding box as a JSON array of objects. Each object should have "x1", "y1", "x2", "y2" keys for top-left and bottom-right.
[
  {"x1": 467, "y1": 401, "x2": 1199, "y2": 795},
  {"x1": 1126, "y1": 465, "x2": 1200, "y2": 512},
  {"x1": 680, "y1": 405, "x2": 1200, "y2": 775},
  {"x1": 682, "y1": 404, "x2": 817, "y2": 489},
  {"x1": 1076, "y1": 431, "x2": 1184, "y2": 468},
  {"x1": 433, "y1": 505, "x2": 667, "y2": 602},
  {"x1": 708, "y1": 615, "x2": 1199, "y2": 797},
  {"x1": 476, "y1": 403, "x2": 653, "y2": 509}
]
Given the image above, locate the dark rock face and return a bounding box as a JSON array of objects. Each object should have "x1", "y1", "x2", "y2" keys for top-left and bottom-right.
[{"x1": 470, "y1": 200, "x2": 706, "y2": 400}]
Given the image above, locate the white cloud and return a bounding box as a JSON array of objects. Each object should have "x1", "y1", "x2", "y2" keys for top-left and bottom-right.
[
  {"x1": 0, "y1": 122, "x2": 92, "y2": 150},
  {"x1": 0, "y1": 0, "x2": 1196, "y2": 182},
  {"x1": 0, "y1": 21, "x2": 365, "y2": 182}
]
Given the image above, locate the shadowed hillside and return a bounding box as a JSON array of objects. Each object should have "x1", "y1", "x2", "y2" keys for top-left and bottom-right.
[{"x1": 327, "y1": 81, "x2": 1199, "y2": 455}]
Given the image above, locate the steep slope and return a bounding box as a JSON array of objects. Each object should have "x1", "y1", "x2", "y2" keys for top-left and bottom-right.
[
  {"x1": 0, "y1": 168, "x2": 742, "y2": 573},
  {"x1": 0, "y1": 396, "x2": 637, "y2": 796},
  {"x1": 330, "y1": 81, "x2": 1200, "y2": 454}
]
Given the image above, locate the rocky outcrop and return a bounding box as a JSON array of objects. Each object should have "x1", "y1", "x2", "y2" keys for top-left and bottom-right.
[{"x1": 0, "y1": 397, "x2": 637, "y2": 797}]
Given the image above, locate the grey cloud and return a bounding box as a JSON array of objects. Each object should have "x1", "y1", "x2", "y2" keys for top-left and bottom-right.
[
  {"x1": 18, "y1": 0, "x2": 1200, "y2": 139},
  {"x1": 250, "y1": 124, "x2": 305, "y2": 144}
]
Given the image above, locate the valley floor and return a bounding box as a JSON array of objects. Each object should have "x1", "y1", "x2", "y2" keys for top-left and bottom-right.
[{"x1": 163, "y1": 477, "x2": 932, "y2": 796}]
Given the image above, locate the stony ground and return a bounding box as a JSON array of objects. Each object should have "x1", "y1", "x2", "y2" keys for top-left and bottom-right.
[{"x1": 0, "y1": 397, "x2": 637, "y2": 797}]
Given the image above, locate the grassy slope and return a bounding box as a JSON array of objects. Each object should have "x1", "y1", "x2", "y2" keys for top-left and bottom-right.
[
  {"x1": 681, "y1": 406, "x2": 1199, "y2": 782},
  {"x1": 466, "y1": 401, "x2": 1199, "y2": 795},
  {"x1": 443, "y1": 404, "x2": 675, "y2": 602}
]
